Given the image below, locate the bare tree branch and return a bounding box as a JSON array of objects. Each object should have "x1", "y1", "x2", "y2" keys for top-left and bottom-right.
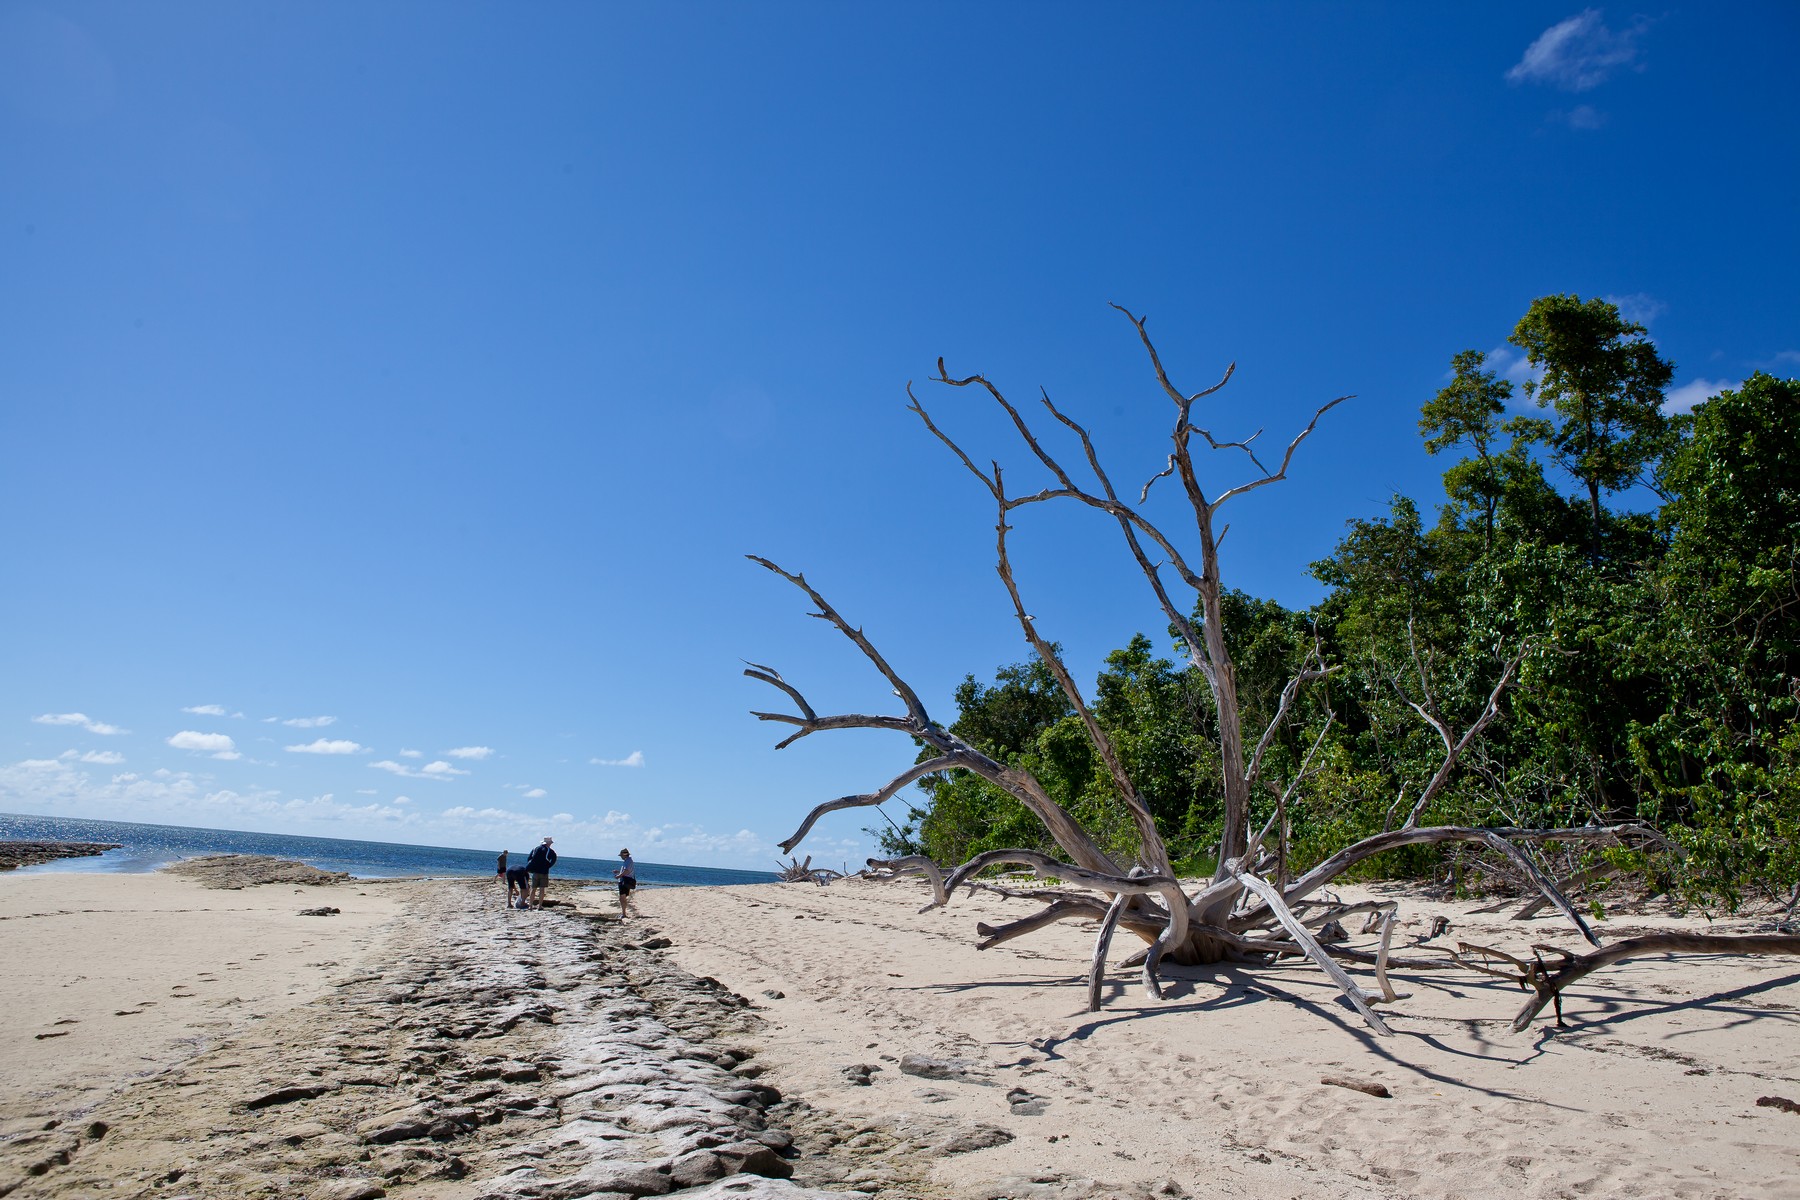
[
  {"x1": 746, "y1": 556, "x2": 936, "y2": 730},
  {"x1": 974, "y1": 900, "x2": 1110, "y2": 950},
  {"x1": 1088, "y1": 887, "x2": 1136, "y2": 1012},
  {"x1": 1234, "y1": 869, "x2": 1393, "y2": 1035},
  {"x1": 864, "y1": 855, "x2": 949, "y2": 910},
  {"x1": 1208, "y1": 394, "x2": 1353, "y2": 513},
  {"x1": 1398, "y1": 643, "x2": 1530, "y2": 830},
  {"x1": 1506, "y1": 934, "x2": 1800, "y2": 1031}
]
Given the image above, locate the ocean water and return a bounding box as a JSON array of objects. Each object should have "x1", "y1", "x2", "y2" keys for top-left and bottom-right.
[{"x1": 0, "y1": 812, "x2": 778, "y2": 888}]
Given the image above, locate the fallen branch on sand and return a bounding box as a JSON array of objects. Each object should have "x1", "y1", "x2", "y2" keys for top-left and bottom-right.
[
  {"x1": 1449, "y1": 934, "x2": 1800, "y2": 1030},
  {"x1": 775, "y1": 856, "x2": 843, "y2": 886}
]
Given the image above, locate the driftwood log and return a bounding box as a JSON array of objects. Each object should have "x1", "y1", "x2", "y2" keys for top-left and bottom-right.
[{"x1": 774, "y1": 855, "x2": 842, "y2": 886}]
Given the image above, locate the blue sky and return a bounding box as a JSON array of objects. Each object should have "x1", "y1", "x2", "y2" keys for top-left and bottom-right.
[{"x1": 3, "y1": 3, "x2": 1796, "y2": 869}]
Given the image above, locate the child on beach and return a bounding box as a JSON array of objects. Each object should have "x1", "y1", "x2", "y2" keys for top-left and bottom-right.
[
  {"x1": 495, "y1": 849, "x2": 509, "y2": 902},
  {"x1": 614, "y1": 848, "x2": 637, "y2": 917}
]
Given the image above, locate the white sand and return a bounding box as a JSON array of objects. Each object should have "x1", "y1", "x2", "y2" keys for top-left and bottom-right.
[
  {"x1": 644, "y1": 877, "x2": 1800, "y2": 1199},
  {"x1": 0, "y1": 869, "x2": 410, "y2": 1142}
]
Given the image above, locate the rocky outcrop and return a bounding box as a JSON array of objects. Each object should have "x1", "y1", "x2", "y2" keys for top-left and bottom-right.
[
  {"x1": 0, "y1": 841, "x2": 118, "y2": 870},
  {"x1": 165, "y1": 854, "x2": 350, "y2": 889}
]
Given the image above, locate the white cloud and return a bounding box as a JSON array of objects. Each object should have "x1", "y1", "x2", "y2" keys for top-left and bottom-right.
[
  {"x1": 421, "y1": 760, "x2": 470, "y2": 778},
  {"x1": 1603, "y1": 292, "x2": 1666, "y2": 327},
  {"x1": 523, "y1": 787, "x2": 547, "y2": 799},
  {"x1": 211, "y1": 750, "x2": 242, "y2": 761},
  {"x1": 33, "y1": 712, "x2": 128, "y2": 735},
  {"x1": 399, "y1": 748, "x2": 424, "y2": 758},
  {"x1": 280, "y1": 715, "x2": 337, "y2": 728},
  {"x1": 1480, "y1": 344, "x2": 1546, "y2": 408},
  {"x1": 355, "y1": 788, "x2": 380, "y2": 795},
  {"x1": 1506, "y1": 9, "x2": 1650, "y2": 92},
  {"x1": 168, "y1": 730, "x2": 236, "y2": 754},
  {"x1": 285, "y1": 738, "x2": 367, "y2": 755},
  {"x1": 444, "y1": 746, "x2": 493, "y2": 760},
  {"x1": 60, "y1": 749, "x2": 124, "y2": 765},
  {"x1": 1663, "y1": 377, "x2": 1741, "y2": 415},
  {"x1": 182, "y1": 704, "x2": 227, "y2": 716},
  {"x1": 591, "y1": 751, "x2": 646, "y2": 768},
  {"x1": 370, "y1": 758, "x2": 468, "y2": 780}
]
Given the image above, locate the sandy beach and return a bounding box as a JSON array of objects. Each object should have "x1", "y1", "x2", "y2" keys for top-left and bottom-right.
[
  {"x1": 2, "y1": 864, "x2": 1797, "y2": 1199},
  {"x1": 644, "y1": 877, "x2": 1800, "y2": 1200}
]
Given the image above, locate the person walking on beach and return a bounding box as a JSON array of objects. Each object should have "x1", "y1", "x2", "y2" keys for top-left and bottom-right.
[
  {"x1": 495, "y1": 849, "x2": 510, "y2": 903},
  {"x1": 614, "y1": 848, "x2": 637, "y2": 917},
  {"x1": 524, "y1": 837, "x2": 557, "y2": 909}
]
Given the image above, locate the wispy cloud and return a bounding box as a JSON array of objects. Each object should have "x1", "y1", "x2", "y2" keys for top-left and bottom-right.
[
  {"x1": 370, "y1": 758, "x2": 470, "y2": 780},
  {"x1": 399, "y1": 748, "x2": 424, "y2": 758},
  {"x1": 167, "y1": 730, "x2": 236, "y2": 757},
  {"x1": 278, "y1": 715, "x2": 337, "y2": 729},
  {"x1": 180, "y1": 704, "x2": 238, "y2": 717},
  {"x1": 1663, "y1": 377, "x2": 1740, "y2": 415},
  {"x1": 286, "y1": 738, "x2": 368, "y2": 755},
  {"x1": 60, "y1": 749, "x2": 124, "y2": 765},
  {"x1": 523, "y1": 787, "x2": 547, "y2": 799},
  {"x1": 443, "y1": 746, "x2": 493, "y2": 760},
  {"x1": 1603, "y1": 292, "x2": 1666, "y2": 326},
  {"x1": 1558, "y1": 104, "x2": 1606, "y2": 131},
  {"x1": 1479, "y1": 345, "x2": 1546, "y2": 408},
  {"x1": 1506, "y1": 9, "x2": 1650, "y2": 92},
  {"x1": 591, "y1": 751, "x2": 646, "y2": 768},
  {"x1": 33, "y1": 712, "x2": 128, "y2": 735}
]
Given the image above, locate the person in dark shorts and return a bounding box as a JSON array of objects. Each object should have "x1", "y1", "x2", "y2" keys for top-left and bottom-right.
[
  {"x1": 505, "y1": 864, "x2": 530, "y2": 908},
  {"x1": 614, "y1": 848, "x2": 637, "y2": 917},
  {"x1": 524, "y1": 837, "x2": 557, "y2": 909},
  {"x1": 495, "y1": 850, "x2": 510, "y2": 903}
]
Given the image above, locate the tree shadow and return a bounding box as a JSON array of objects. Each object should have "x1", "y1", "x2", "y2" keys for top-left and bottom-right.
[{"x1": 1527, "y1": 968, "x2": 1800, "y2": 1038}]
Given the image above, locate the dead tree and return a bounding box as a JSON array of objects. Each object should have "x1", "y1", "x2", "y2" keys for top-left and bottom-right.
[{"x1": 746, "y1": 309, "x2": 1669, "y2": 1030}]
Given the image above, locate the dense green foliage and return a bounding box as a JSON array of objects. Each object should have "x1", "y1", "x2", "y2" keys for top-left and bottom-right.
[{"x1": 874, "y1": 296, "x2": 1798, "y2": 906}]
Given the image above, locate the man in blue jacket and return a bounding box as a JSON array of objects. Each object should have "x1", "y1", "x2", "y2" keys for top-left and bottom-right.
[{"x1": 524, "y1": 837, "x2": 557, "y2": 909}]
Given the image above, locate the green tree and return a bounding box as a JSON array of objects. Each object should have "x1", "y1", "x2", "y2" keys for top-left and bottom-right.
[
  {"x1": 1509, "y1": 294, "x2": 1674, "y2": 559},
  {"x1": 1633, "y1": 373, "x2": 1800, "y2": 899},
  {"x1": 1420, "y1": 349, "x2": 1554, "y2": 552}
]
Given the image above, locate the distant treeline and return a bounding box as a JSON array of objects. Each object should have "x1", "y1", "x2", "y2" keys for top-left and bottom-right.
[{"x1": 876, "y1": 296, "x2": 1799, "y2": 906}]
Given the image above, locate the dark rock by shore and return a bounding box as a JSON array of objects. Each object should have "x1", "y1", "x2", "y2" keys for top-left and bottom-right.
[{"x1": 0, "y1": 841, "x2": 120, "y2": 870}]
